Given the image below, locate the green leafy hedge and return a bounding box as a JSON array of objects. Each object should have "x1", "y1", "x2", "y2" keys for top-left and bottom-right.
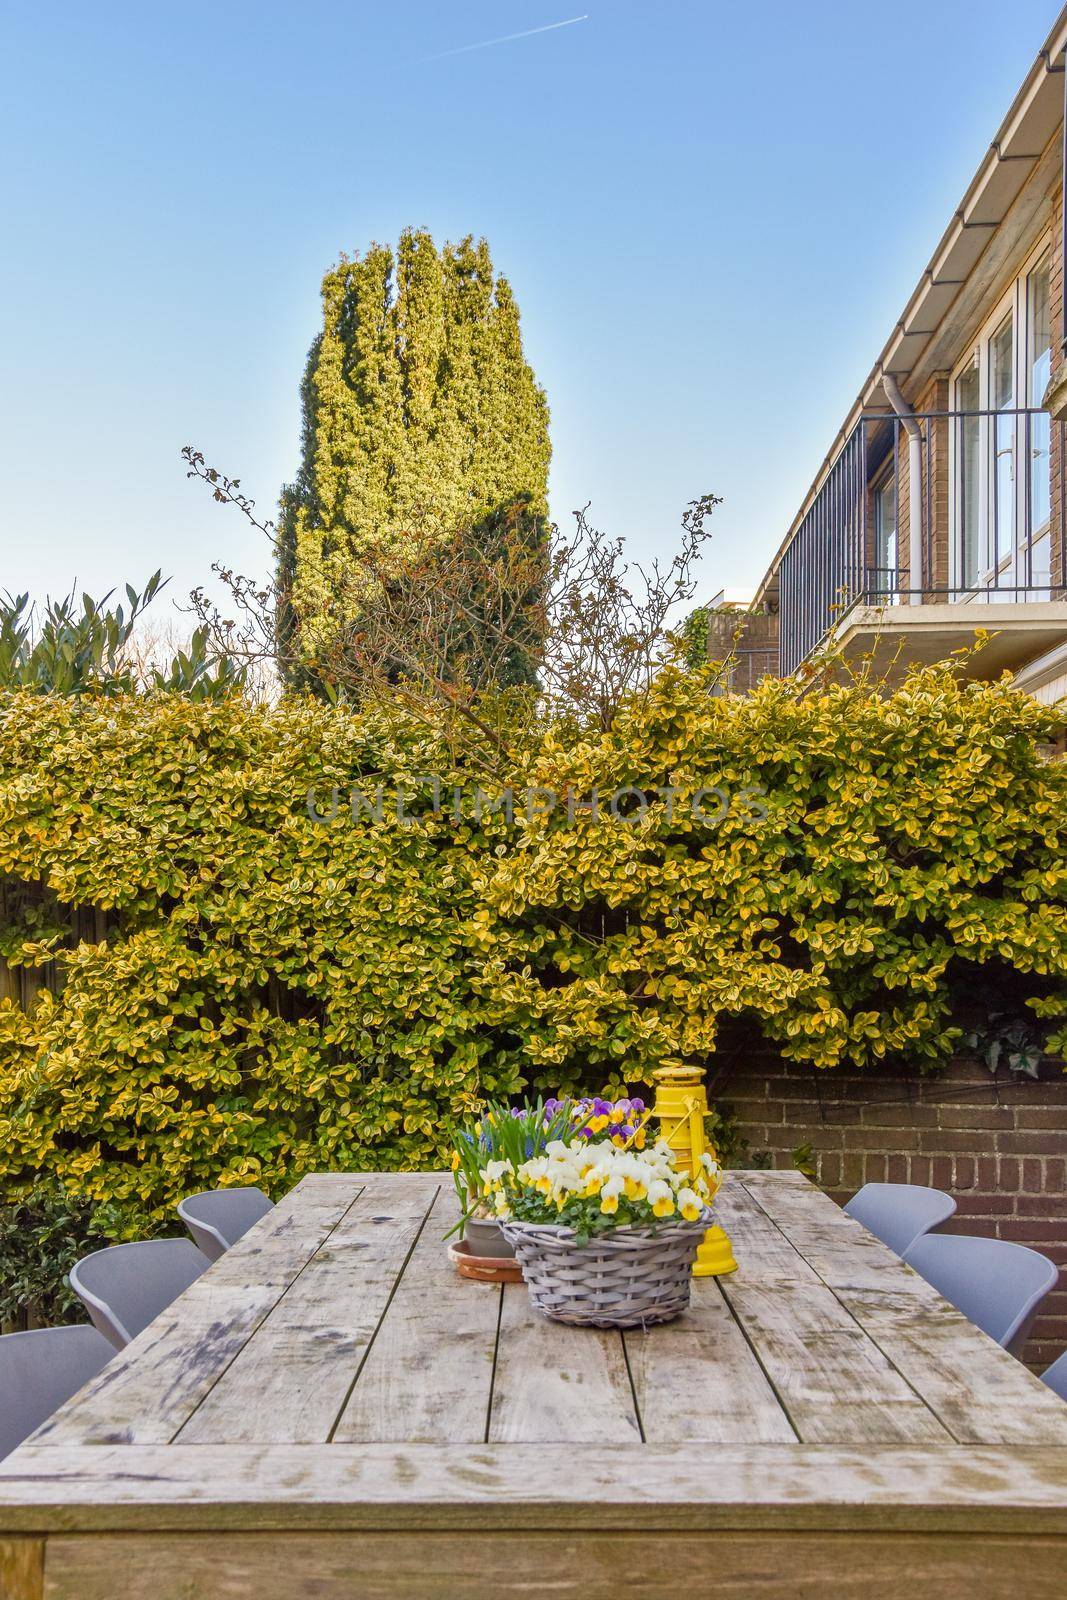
[
  {"x1": 0, "y1": 666, "x2": 1064, "y2": 1237},
  {"x1": 0, "y1": 1182, "x2": 119, "y2": 1329}
]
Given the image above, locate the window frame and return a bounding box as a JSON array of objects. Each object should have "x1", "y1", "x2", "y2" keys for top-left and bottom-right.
[
  {"x1": 870, "y1": 463, "x2": 898, "y2": 602},
  {"x1": 948, "y1": 237, "x2": 1052, "y2": 597}
]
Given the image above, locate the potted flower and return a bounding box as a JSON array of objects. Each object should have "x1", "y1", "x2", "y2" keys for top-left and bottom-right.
[
  {"x1": 492, "y1": 1137, "x2": 722, "y2": 1327},
  {"x1": 450, "y1": 1096, "x2": 652, "y2": 1259},
  {"x1": 545, "y1": 1096, "x2": 650, "y2": 1149},
  {"x1": 450, "y1": 1100, "x2": 573, "y2": 1258}
]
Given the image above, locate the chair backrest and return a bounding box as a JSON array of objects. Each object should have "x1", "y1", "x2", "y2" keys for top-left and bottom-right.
[
  {"x1": 0, "y1": 1325, "x2": 114, "y2": 1460},
  {"x1": 843, "y1": 1182, "x2": 957, "y2": 1256},
  {"x1": 1041, "y1": 1350, "x2": 1067, "y2": 1402},
  {"x1": 69, "y1": 1238, "x2": 211, "y2": 1349},
  {"x1": 904, "y1": 1232, "x2": 1059, "y2": 1356},
  {"x1": 176, "y1": 1186, "x2": 274, "y2": 1262}
]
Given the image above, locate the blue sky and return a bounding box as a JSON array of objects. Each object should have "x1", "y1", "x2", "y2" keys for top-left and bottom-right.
[{"x1": 0, "y1": 0, "x2": 1060, "y2": 623}]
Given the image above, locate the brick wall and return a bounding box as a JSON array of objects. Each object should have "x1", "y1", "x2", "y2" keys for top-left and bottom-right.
[
  {"x1": 716, "y1": 1047, "x2": 1067, "y2": 1369},
  {"x1": 914, "y1": 375, "x2": 950, "y2": 593},
  {"x1": 704, "y1": 609, "x2": 780, "y2": 690}
]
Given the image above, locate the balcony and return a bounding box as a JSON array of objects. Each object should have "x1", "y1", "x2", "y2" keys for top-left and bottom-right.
[{"x1": 778, "y1": 407, "x2": 1067, "y2": 681}]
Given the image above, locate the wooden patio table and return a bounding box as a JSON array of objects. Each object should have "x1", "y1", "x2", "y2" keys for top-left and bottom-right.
[{"x1": 2, "y1": 1169, "x2": 1067, "y2": 1599}]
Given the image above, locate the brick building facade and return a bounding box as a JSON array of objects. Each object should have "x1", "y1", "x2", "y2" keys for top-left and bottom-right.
[
  {"x1": 704, "y1": 607, "x2": 779, "y2": 693},
  {"x1": 715, "y1": 1047, "x2": 1067, "y2": 1369},
  {"x1": 737, "y1": 14, "x2": 1067, "y2": 700}
]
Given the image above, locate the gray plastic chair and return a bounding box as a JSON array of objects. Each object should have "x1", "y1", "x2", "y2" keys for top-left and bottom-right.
[
  {"x1": 843, "y1": 1181, "x2": 957, "y2": 1256},
  {"x1": 177, "y1": 1186, "x2": 274, "y2": 1262},
  {"x1": 69, "y1": 1238, "x2": 211, "y2": 1349},
  {"x1": 0, "y1": 1325, "x2": 114, "y2": 1459},
  {"x1": 903, "y1": 1232, "x2": 1059, "y2": 1357},
  {"x1": 1041, "y1": 1351, "x2": 1067, "y2": 1402}
]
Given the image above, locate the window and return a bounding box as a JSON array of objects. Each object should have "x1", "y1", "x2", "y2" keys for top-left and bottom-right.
[
  {"x1": 1027, "y1": 255, "x2": 1051, "y2": 538},
  {"x1": 872, "y1": 472, "x2": 897, "y2": 598},
  {"x1": 950, "y1": 242, "x2": 1052, "y2": 595},
  {"x1": 990, "y1": 312, "x2": 1014, "y2": 565},
  {"x1": 956, "y1": 361, "x2": 981, "y2": 588}
]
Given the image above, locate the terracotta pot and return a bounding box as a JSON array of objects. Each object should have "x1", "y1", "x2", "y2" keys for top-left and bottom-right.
[{"x1": 464, "y1": 1215, "x2": 516, "y2": 1259}]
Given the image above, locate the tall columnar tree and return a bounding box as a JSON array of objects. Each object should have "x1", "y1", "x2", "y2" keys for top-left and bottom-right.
[{"x1": 278, "y1": 230, "x2": 551, "y2": 681}]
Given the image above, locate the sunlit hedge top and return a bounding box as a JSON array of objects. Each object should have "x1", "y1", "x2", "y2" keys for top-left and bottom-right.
[{"x1": 0, "y1": 666, "x2": 1063, "y2": 1226}]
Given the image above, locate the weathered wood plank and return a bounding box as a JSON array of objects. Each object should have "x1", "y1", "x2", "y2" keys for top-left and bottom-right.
[
  {"x1": 332, "y1": 1189, "x2": 500, "y2": 1444},
  {"x1": 487, "y1": 1287, "x2": 641, "y2": 1443},
  {"x1": 750, "y1": 1216, "x2": 940, "y2": 1296},
  {"x1": 177, "y1": 1173, "x2": 440, "y2": 1445},
  {"x1": 203, "y1": 1175, "x2": 369, "y2": 1286},
  {"x1": 740, "y1": 1171, "x2": 1067, "y2": 1446},
  {"x1": 738, "y1": 1168, "x2": 929, "y2": 1285},
  {"x1": 294, "y1": 1172, "x2": 453, "y2": 1190},
  {"x1": 837, "y1": 1292, "x2": 1067, "y2": 1445},
  {"x1": 3, "y1": 1443, "x2": 1067, "y2": 1533},
  {"x1": 37, "y1": 1530, "x2": 1067, "y2": 1600},
  {"x1": 34, "y1": 1180, "x2": 365, "y2": 1447},
  {"x1": 735, "y1": 1166, "x2": 814, "y2": 1190},
  {"x1": 714, "y1": 1174, "x2": 815, "y2": 1280},
  {"x1": 717, "y1": 1279, "x2": 950, "y2": 1444},
  {"x1": 623, "y1": 1277, "x2": 797, "y2": 1443},
  {"x1": 0, "y1": 1536, "x2": 43, "y2": 1600},
  {"x1": 714, "y1": 1183, "x2": 949, "y2": 1443}
]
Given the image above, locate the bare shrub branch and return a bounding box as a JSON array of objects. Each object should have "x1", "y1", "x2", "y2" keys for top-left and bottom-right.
[{"x1": 181, "y1": 445, "x2": 719, "y2": 739}]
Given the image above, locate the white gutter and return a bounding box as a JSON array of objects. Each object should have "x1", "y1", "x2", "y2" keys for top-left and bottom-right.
[{"x1": 882, "y1": 373, "x2": 924, "y2": 600}]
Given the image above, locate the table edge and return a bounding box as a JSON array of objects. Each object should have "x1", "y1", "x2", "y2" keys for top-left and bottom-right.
[{"x1": 1, "y1": 1443, "x2": 1066, "y2": 1535}]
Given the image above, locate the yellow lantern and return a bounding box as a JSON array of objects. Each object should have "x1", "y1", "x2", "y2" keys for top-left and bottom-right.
[{"x1": 652, "y1": 1064, "x2": 737, "y2": 1277}]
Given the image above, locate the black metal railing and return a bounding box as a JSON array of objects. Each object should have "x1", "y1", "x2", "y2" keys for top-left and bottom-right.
[{"x1": 778, "y1": 408, "x2": 1067, "y2": 675}]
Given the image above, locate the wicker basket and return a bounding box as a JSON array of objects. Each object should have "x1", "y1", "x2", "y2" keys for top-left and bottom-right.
[{"x1": 499, "y1": 1210, "x2": 713, "y2": 1328}]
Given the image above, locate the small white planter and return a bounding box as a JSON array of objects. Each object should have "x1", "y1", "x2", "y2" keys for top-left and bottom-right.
[{"x1": 463, "y1": 1216, "x2": 516, "y2": 1260}]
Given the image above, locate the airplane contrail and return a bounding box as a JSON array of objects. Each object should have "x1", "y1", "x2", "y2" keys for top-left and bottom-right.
[{"x1": 418, "y1": 15, "x2": 589, "y2": 65}]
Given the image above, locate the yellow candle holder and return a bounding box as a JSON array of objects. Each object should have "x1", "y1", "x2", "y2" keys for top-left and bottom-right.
[{"x1": 651, "y1": 1064, "x2": 737, "y2": 1277}]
